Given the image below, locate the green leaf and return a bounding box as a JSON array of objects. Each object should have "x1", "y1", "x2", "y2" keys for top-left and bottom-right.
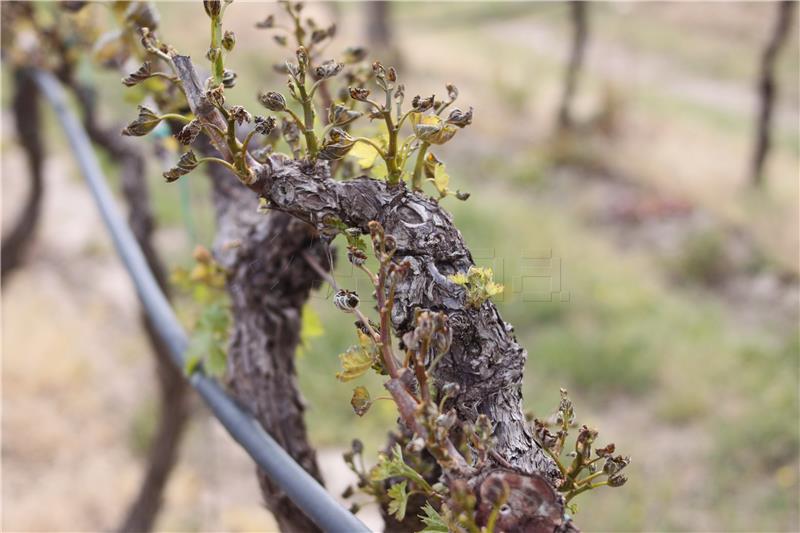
[
  {"x1": 371, "y1": 444, "x2": 408, "y2": 481},
  {"x1": 387, "y1": 480, "x2": 409, "y2": 521},
  {"x1": 418, "y1": 503, "x2": 448, "y2": 533},
  {"x1": 350, "y1": 386, "x2": 372, "y2": 416},
  {"x1": 448, "y1": 266, "x2": 504, "y2": 308},
  {"x1": 206, "y1": 342, "x2": 227, "y2": 378}
]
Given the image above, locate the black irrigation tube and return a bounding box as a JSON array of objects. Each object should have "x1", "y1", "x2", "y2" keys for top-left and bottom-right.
[{"x1": 33, "y1": 70, "x2": 370, "y2": 533}]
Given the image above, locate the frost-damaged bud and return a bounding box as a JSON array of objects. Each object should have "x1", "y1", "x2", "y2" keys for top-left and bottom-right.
[
  {"x1": 122, "y1": 105, "x2": 161, "y2": 136},
  {"x1": 296, "y1": 46, "x2": 309, "y2": 66},
  {"x1": 347, "y1": 246, "x2": 367, "y2": 266},
  {"x1": 349, "y1": 86, "x2": 370, "y2": 102},
  {"x1": 222, "y1": 69, "x2": 237, "y2": 88},
  {"x1": 342, "y1": 46, "x2": 367, "y2": 64},
  {"x1": 603, "y1": 455, "x2": 631, "y2": 476},
  {"x1": 334, "y1": 289, "x2": 360, "y2": 313},
  {"x1": 255, "y1": 14, "x2": 274, "y2": 29},
  {"x1": 253, "y1": 116, "x2": 276, "y2": 135},
  {"x1": 319, "y1": 128, "x2": 356, "y2": 161},
  {"x1": 163, "y1": 151, "x2": 199, "y2": 182},
  {"x1": 372, "y1": 61, "x2": 386, "y2": 78},
  {"x1": 121, "y1": 61, "x2": 153, "y2": 87},
  {"x1": 446, "y1": 83, "x2": 459, "y2": 102},
  {"x1": 595, "y1": 443, "x2": 616, "y2": 458},
  {"x1": 258, "y1": 90, "x2": 286, "y2": 111},
  {"x1": 229, "y1": 105, "x2": 252, "y2": 125},
  {"x1": 386, "y1": 66, "x2": 397, "y2": 83},
  {"x1": 533, "y1": 419, "x2": 559, "y2": 449},
  {"x1": 329, "y1": 104, "x2": 362, "y2": 127},
  {"x1": 315, "y1": 59, "x2": 343, "y2": 80},
  {"x1": 608, "y1": 474, "x2": 628, "y2": 488},
  {"x1": 205, "y1": 85, "x2": 225, "y2": 108},
  {"x1": 412, "y1": 94, "x2": 435, "y2": 112},
  {"x1": 175, "y1": 119, "x2": 202, "y2": 145},
  {"x1": 446, "y1": 106, "x2": 473, "y2": 128},
  {"x1": 222, "y1": 30, "x2": 235, "y2": 51},
  {"x1": 203, "y1": 0, "x2": 221, "y2": 18}
]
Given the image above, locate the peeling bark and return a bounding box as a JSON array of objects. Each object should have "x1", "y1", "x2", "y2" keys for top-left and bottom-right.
[{"x1": 208, "y1": 162, "x2": 327, "y2": 533}]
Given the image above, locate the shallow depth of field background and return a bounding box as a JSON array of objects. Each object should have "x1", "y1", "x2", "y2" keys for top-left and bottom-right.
[{"x1": 2, "y1": 2, "x2": 799, "y2": 531}]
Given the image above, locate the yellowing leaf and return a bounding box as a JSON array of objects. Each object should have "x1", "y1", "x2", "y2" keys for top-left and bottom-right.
[
  {"x1": 350, "y1": 386, "x2": 372, "y2": 416},
  {"x1": 433, "y1": 163, "x2": 450, "y2": 197},
  {"x1": 336, "y1": 331, "x2": 378, "y2": 382},
  {"x1": 449, "y1": 272, "x2": 469, "y2": 285},
  {"x1": 349, "y1": 141, "x2": 380, "y2": 169}
]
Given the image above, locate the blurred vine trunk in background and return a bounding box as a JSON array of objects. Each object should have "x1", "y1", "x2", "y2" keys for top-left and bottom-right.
[
  {"x1": 557, "y1": 0, "x2": 589, "y2": 130},
  {"x1": 208, "y1": 161, "x2": 328, "y2": 533},
  {"x1": 64, "y1": 80, "x2": 192, "y2": 533},
  {"x1": 2, "y1": 69, "x2": 45, "y2": 280},
  {"x1": 750, "y1": 0, "x2": 795, "y2": 187},
  {"x1": 365, "y1": 1, "x2": 401, "y2": 69}
]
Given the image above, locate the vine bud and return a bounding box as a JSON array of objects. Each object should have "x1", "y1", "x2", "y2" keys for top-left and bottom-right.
[
  {"x1": 222, "y1": 30, "x2": 236, "y2": 51},
  {"x1": 608, "y1": 474, "x2": 628, "y2": 488},
  {"x1": 175, "y1": 119, "x2": 202, "y2": 145},
  {"x1": 258, "y1": 90, "x2": 286, "y2": 112},
  {"x1": 222, "y1": 69, "x2": 237, "y2": 88},
  {"x1": 203, "y1": 0, "x2": 221, "y2": 18},
  {"x1": 315, "y1": 59, "x2": 344, "y2": 80},
  {"x1": 349, "y1": 86, "x2": 370, "y2": 102},
  {"x1": 446, "y1": 107, "x2": 473, "y2": 128},
  {"x1": 253, "y1": 116, "x2": 277, "y2": 135},
  {"x1": 334, "y1": 289, "x2": 360, "y2": 313},
  {"x1": 412, "y1": 94, "x2": 435, "y2": 112}
]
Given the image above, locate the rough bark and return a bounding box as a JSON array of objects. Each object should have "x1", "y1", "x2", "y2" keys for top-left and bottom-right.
[
  {"x1": 173, "y1": 53, "x2": 560, "y2": 525},
  {"x1": 258, "y1": 161, "x2": 558, "y2": 480},
  {"x1": 208, "y1": 162, "x2": 327, "y2": 533},
  {"x1": 64, "y1": 81, "x2": 191, "y2": 533},
  {"x1": 2, "y1": 69, "x2": 45, "y2": 281},
  {"x1": 751, "y1": 0, "x2": 795, "y2": 187},
  {"x1": 557, "y1": 0, "x2": 589, "y2": 130}
]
